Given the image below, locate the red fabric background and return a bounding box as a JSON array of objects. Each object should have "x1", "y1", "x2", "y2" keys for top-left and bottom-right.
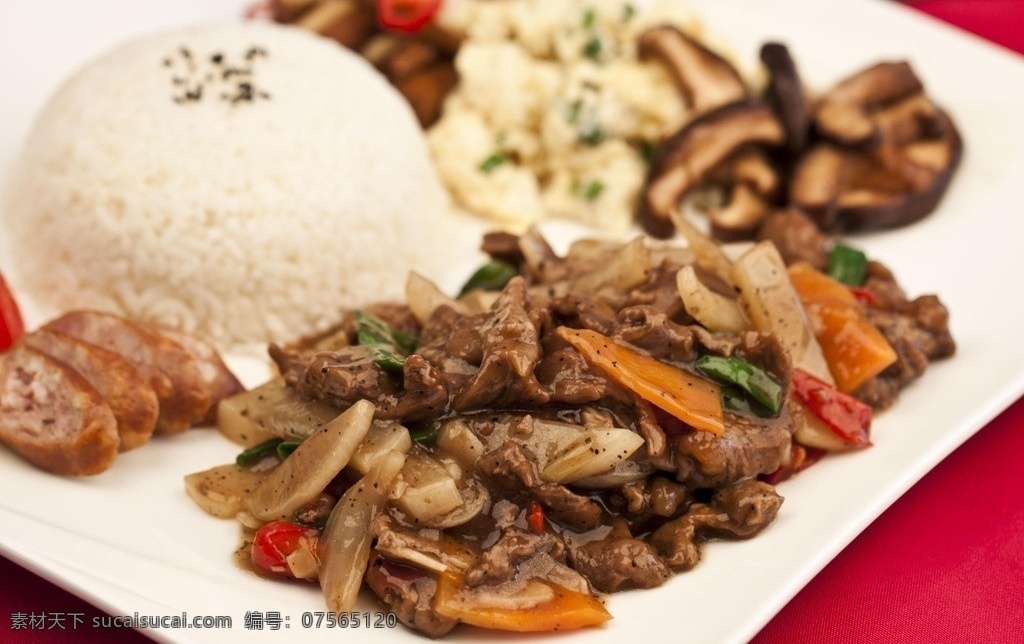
[
  {"x1": 904, "y1": 0, "x2": 1024, "y2": 54},
  {"x1": 753, "y1": 396, "x2": 1024, "y2": 643},
  {"x1": 2, "y1": 3, "x2": 1022, "y2": 643}
]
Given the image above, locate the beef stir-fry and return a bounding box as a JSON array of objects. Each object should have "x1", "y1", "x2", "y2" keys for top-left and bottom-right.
[{"x1": 187, "y1": 217, "x2": 953, "y2": 637}]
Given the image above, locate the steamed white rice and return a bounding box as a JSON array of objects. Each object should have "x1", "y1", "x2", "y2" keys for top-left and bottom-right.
[{"x1": 2, "y1": 21, "x2": 452, "y2": 349}]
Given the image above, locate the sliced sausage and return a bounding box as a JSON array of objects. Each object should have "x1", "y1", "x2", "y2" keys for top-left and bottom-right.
[
  {"x1": 45, "y1": 310, "x2": 213, "y2": 434},
  {"x1": 21, "y1": 328, "x2": 159, "y2": 451},
  {"x1": 152, "y1": 326, "x2": 244, "y2": 424},
  {"x1": 0, "y1": 344, "x2": 119, "y2": 476}
]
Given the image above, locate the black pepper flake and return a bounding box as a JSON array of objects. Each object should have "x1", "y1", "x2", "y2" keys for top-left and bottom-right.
[{"x1": 163, "y1": 42, "x2": 271, "y2": 106}]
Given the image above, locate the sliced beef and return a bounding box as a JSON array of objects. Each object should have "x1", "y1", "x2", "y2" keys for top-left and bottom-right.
[
  {"x1": 633, "y1": 399, "x2": 670, "y2": 462},
  {"x1": 416, "y1": 304, "x2": 483, "y2": 392},
  {"x1": 0, "y1": 344, "x2": 119, "y2": 475},
  {"x1": 620, "y1": 261, "x2": 690, "y2": 320},
  {"x1": 535, "y1": 342, "x2": 609, "y2": 406},
  {"x1": 674, "y1": 405, "x2": 794, "y2": 488},
  {"x1": 450, "y1": 278, "x2": 549, "y2": 411},
  {"x1": 607, "y1": 476, "x2": 691, "y2": 523},
  {"x1": 277, "y1": 278, "x2": 551, "y2": 423},
  {"x1": 611, "y1": 306, "x2": 705, "y2": 369},
  {"x1": 857, "y1": 298, "x2": 953, "y2": 410},
  {"x1": 649, "y1": 478, "x2": 783, "y2": 570},
  {"x1": 569, "y1": 535, "x2": 672, "y2": 593},
  {"x1": 474, "y1": 440, "x2": 605, "y2": 531},
  {"x1": 463, "y1": 528, "x2": 560, "y2": 587},
  {"x1": 547, "y1": 293, "x2": 618, "y2": 336},
  {"x1": 611, "y1": 307, "x2": 792, "y2": 383},
  {"x1": 610, "y1": 306, "x2": 736, "y2": 366},
  {"x1": 480, "y1": 230, "x2": 525, "y2": 266},
  {"x1": 853, "y1": 262, "x2": 955, "y2": 409},
  {"x1": 757, "y1": 208, "x2": 831, "y2": 269},
  {"x1": 474, "y1": 439, "x2": 542, "y2": 488},
  {"x1": 531, "y1": 483, "x2": 604, "y2": 532},
  {"x1": 275, "y1": 344, "x2": 449, "y2": 423},
  {"x1": 276, "y1": 344, "x2": 398, "y2": 409}
]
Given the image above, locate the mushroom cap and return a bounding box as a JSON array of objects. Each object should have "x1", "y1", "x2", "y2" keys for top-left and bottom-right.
[{"x1": 639, "y1": 100, "x2": 785, "y2": 238}]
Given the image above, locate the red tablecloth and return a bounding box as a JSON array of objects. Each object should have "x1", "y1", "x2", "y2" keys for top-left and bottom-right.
[{"x1": 2, "y1": 3, "x2": 1023, "y2": 644}]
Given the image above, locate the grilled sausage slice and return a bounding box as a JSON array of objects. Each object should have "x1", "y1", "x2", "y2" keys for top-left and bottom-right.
[
  {"x1": 45, "y1": 310, "x2": 213, "y2": 434},
  {"x1": 0, "y1": 344, "x2": 119, "y2": 475},
  {"x1": 156, "y1": 327, "x2": 244, "y2": 424},
  {"x1": 21, "y1": 328, "x2": 159, "y2": 451}
]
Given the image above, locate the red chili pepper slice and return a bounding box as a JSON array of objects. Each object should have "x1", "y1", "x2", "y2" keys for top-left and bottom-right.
[
  {"x1": 527, "y1": 501, "x2": 545, "y2": 534},
  {"x1": 376, "y1": 0, "x2": 442, "y2": 33},
  {"x1": 0, "y1": 273, "x2": 25, "y2": 352},
  {"x1": 849, "y1": 285, "x2": 880, "y2": 307},
  {"x1": 251, "y1": 520, "x2": 320, "y2": 578},
  {"x1": 791, "y1": 369, "x2": 872, "y2": 447}
]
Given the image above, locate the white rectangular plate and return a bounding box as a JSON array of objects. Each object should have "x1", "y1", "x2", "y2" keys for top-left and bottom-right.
[{"x1": 2, "y1": 2, "x2": 1023, "y2": 643}]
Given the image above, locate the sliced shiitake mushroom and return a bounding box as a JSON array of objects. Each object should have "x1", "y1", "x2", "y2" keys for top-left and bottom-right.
[
  {"x1": 790, "y1": 108, "x2": 963, "y2": 231},
  {"x1": 813, "y1": 61, "x2": 925, "y2": 149},
  {"x1": 707, "y1": 182, "x2": 773, "y2": 241},
  {"x1": 714, "y1": 147, "x2": 781, "y2": 196},
  {"x1": 639, "y1": 100, "x2": 785, "y2": 237},
  {"x1": 703, "y1": 148, "x2": 781, "y2": 240},
  {"x1": 760, "y1": 42, "x2": 811, "y2": 154},
  {"x1": 638, "y1": 25, "x2": 748, "y2": 117}
]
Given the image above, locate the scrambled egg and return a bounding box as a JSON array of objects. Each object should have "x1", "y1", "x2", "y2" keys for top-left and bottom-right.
[{"x1": 428, "y1": 0, "x2": 705, "y2": 234}]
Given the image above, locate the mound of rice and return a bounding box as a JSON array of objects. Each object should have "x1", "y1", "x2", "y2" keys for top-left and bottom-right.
[{"x1": 2, "y1": 21, "x2": 453, "y2": 349}]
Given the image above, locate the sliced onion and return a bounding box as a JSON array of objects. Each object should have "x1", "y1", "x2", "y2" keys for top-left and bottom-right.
[
  {"x1": 528, "y1": 237, "x2": 654, "y2": 306},
  {"x1": 670, "y1": 208, "x2": 735, "y2": 283},
  {"x1": 443, "y1": 578, "x2": 556, "y2": 613},
  {"x1": 731, "y1": 241, "x2": 834, "y2": 383},
  {"x1": 349, "y1": 420, "x2": 412, "y2": 476},
  {"x1": 393, "y1": 452, "x2": 465, "y2": 522},
  {"x1": 184, "y1": 463, "x2": 266, "y2": 519},
  {"x1": 217, "y1": 378, "x2": 341, "y2": 446},
  {"x1": 566, "y1": 236, "x2": 651, "y2": 304},
  {"x1": 285, "y1": 541, "x2": 319, "y2": 580},
  {"x1": 437, "y1": 419, "x2": 487, "y2": 470},
  {"x1": 319, "y1": 450, "x2": 406, "y2": 613},
  {"x1": 406, "y1": 271, "x2": 465, "y2": 325},
  {"x1": 243, "y1": 400, "x2": 374, "y2": 522},
  {"x1": 425, "y1": 477, "x2": 490, "y2": 529},
  {"x1": 572, "y1": 458, "x2": 655, "y2": 490},
  {"x1": 676, "y1": 265, "x2": 749, "y2": 333},
  {"x1": 541, "y1": 428, "x2": 646, "y2": 484}
]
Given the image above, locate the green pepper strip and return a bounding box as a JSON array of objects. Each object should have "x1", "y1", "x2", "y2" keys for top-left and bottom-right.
[
  {"x1": 236, "y1": 438, "x2": 284, "y2": 467},
  {"x1": 276, "y1": 441, "x2": 301, "y2": 461},
  {"x1": 355, "y1": 311, "x2": 416, "y2": 373},
  {"x1": 695, "y1": 355, "x2": 784, "y2": 414},
  {"x1": 409, "y1": 421, "x2": 441, "y2": 444},
  {"x1": 828, "y1": 243, "x2": 868, "y2": 286},
  {"x1": 458, "y1": 260, "x2": 518, "y2": 297}
]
